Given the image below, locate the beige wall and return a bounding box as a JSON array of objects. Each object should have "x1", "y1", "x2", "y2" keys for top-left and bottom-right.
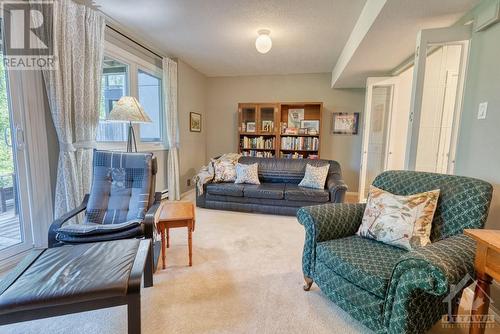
[
  {"x1": 206, "y1": 73, "x2": 365, "y2": 191},
  {"x1": 454, "y1": 0, "x2": 500, "y2": 305},
  {"x1": 177, "y1": 60, "x2": 208, "y2": 193}
]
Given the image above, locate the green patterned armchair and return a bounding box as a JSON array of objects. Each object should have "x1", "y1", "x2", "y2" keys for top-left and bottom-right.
[{"x1": 297, "y1": 170, "x2": 493, "y2": 334}]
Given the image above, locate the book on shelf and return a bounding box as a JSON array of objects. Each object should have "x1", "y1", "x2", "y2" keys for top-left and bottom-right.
[
  {"x1": 280, "y1": 152, "x2": 304, "y2": 159},
  {"x1": 280, "y1": 136, "x2": 319, "y2": 151},
  {"x1": 242, "y1": 150, "x2": 274, "y2": 158},
  {"x1": 241, "y1": 136, "x2": 275, "y2": 149}
]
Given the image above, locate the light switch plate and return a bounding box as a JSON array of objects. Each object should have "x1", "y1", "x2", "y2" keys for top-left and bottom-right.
[{"x1": 478, "y1": 102, "x2": 488, "y2": 119}]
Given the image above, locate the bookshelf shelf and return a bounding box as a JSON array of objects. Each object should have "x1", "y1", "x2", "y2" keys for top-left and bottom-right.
[{"x1": 238, "y1": 102, "x2": 322, "y2": 159}]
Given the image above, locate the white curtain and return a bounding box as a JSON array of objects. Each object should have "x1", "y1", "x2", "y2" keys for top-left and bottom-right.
[
  {"x1": 163, "y1": 58, "x2": 180, "y2": 200},
  {"x1": 40, "y1": 0, "x2": 105, "y2": 218}
]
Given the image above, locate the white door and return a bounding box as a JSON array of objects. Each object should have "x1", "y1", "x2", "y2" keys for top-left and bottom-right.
[
  {"x1": 405, "y1": 26, "x2": 471, "y2": 173},
  {"x1": 358, "y1": 77, "x2": 399, "y2": 202}
]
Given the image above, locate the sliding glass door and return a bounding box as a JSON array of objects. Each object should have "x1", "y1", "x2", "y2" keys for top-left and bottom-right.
[{"x1": 0, "y1": 34, "x2": 34, "y2": 260}]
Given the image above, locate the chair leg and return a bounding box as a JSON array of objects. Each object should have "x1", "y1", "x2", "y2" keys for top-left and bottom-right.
[
  {"x1": 303, "y1": 276, "x2": 313, "y2": 291},
  {"x1": 144, "y1": 241, "x2": 154, "y2": 288},
  {"x1": 128, "y1": 294, "x2": 141, "y2": 334},
  {"x1": 447, "y1": 290, "x2": 463, "y2": 323}
]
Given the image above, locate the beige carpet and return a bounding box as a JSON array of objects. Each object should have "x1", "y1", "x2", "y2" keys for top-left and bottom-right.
[{"x1": 2, "y1": 193, "x2": 499, "y2": 334}]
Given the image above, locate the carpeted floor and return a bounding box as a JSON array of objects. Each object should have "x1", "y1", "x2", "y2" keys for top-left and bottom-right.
[{"x1": 2, "y1": 192, "x2": 499, "y2": 334}]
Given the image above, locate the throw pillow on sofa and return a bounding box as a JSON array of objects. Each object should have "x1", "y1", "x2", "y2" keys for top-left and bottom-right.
[
  {"x1": 298, "y1": 163, "x2": 329, "y2": 189},
  {"x1": 213, "y1": 153, "x2": 241, "y2": 182},
  {"x1": 234, "y1": 163, "x2": 260, "y2": 184},
  {"x1": 357, "y1": 186, "x2": 440, "y2": 250}
]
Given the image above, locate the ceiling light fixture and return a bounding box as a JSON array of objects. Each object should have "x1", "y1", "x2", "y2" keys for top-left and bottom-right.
[{"x1": 255, "y1": 29, "x2": 272, "y2": 54}]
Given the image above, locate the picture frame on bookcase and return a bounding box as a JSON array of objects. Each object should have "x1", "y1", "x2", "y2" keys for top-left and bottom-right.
[{"x1": 246, "y1": 122, "x2": 256, "y2": 133}]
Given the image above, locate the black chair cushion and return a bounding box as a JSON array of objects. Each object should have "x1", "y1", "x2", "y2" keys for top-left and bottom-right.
[
  {"x1": 285, "y1": 184, "x2": 329, "y2": 202},
  {"x1": 244, "y1": 183, "x2": 285, "y2": 200},
  {"x1": 57, "y1": 220, "x2": 141, "y2": 236},
  {"x1": 56, "y1": 226, "x2": 143, "y2": 243},
  {"x1": 206, "y1": 183, "x2": 244, "y2": 197}
]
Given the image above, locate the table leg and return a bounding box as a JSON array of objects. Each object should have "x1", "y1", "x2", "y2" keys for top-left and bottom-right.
[
  {"x1": 188, "y1": 223, "x2": 193, "y2": 267},
  {"x1": 166, "y1": 228, "x2": 170, "y2": 248},
  {"x1": 469, "y1": 272, "x2": 492, "y2": 334},
  {"x1": 161, "y1": 227, "x2": 166, "y2": 270}
]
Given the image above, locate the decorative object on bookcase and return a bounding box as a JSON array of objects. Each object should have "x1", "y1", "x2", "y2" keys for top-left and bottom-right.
[
  {"x1": 288, "y1": 108, "x2": 304, "y2": 128},
  {"x1": 284, "y1": 127, "x2": 299, "y2": 135},
  {"x1": 300, "y1": 119, "x2": 320, "y2": 132},
  {"x1": 190, "y1": 112, "x2": 201, "y2": 132},
  {"x1": 298, "y1": 128, "x2": 308, "y2": 135},
  {"x1": 246, "y1": 122, "x2": 256, "y2": 132},
  {"x1": 262, "y1": 120, "x2": 274, "y2": 132},
  {"x1": 332, "y1": 112, "x2": 359, "y2": 135}
]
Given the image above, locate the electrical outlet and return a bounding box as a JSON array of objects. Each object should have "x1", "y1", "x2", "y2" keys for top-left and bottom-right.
[
  {"x1": 187, "y1": 179, "x2": 191, "y2": 187},
  {"x1": 478, "y1": 102, "x2": 488, "y2": 119}
]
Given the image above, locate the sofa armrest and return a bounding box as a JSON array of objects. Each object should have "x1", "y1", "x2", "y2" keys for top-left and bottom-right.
[
  {"x1": 297, "y1": 203, "x2": 366, "y2": 278},
  {"x1": 384, "y1": 234, "x2": 476, "y2": 332},
  {"x1": 326, "y1": 176, "x2": 348, "y2": 203},
  {"x1": 48, "y1": 194, "x2": 89, "y2": 248}
]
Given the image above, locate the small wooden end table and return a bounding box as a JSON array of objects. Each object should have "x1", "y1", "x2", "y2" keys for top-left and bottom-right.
[
  {"x1": 157, "y1": 201, "x2": 195, "y2": 269},
  {"x1": 464, "y1": 229, "x2": 500, "y2": 334}
]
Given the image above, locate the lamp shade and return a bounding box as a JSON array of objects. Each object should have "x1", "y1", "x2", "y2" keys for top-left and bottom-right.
[{"x1": 107, "y1": 96, "x2": 152, "y2": 123}]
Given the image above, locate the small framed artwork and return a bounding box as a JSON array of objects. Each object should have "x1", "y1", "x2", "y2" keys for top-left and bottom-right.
[
  {"x1": 190, "y1": 112, "x2": 202, "y2": 132},
  {"x1": 300, "y1": 120, "x2": 320, "y2": 132},
  {"x1": 246, "y1": 122, "x2": 256, "y2": 133},
  {"x1": 332, "y1": 112, "x2": 359, "y2": 135},
  {"x1": 262, "y1": 120, "x2": 274, "y2": 132},
  {"x1": 288, "y1": 109, "x2": 304, "y2": 128}
]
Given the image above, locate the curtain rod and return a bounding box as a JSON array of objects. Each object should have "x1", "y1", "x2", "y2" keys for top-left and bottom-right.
[{"x1": 105, "y1": 24, "x2": 163, "y2": 59}]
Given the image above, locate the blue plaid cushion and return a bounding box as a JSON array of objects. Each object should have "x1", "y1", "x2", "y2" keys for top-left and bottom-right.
[{"x1": 84, "y1": 150, "x2": 153, "y2": 225}]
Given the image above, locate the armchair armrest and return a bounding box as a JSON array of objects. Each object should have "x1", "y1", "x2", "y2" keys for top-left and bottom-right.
[
  {"x1": 326, "y1": 176, "x2": 348, "y2": 203},
  {"x1": 297, "y1": 202, "x2": 366, "y2": 278},
  {"x1": 143, "y1": 192, "x2": 162, "y2": 239},
  {"x1": 384, "y1": 234, "x2": 476, "y2": 332},
  {"x1": 48, "y1": 194, "x2": 89, "y2": 247}
]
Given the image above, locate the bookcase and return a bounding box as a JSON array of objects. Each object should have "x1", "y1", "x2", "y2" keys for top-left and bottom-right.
[
  {"x1": 238, "y1": 103, "x2": 279, "y2": 157},
  {"x1": 238, "y1": 102, "x2": 322, "y2": 159}
]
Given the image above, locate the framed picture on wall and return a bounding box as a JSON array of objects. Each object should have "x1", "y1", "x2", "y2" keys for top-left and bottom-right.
[
  {"x1": 190, "y1": 112, "x2": 202, "y2": 132},
  {"x1": 332, "y1": 112, "x2": 359, "y2": 135}
]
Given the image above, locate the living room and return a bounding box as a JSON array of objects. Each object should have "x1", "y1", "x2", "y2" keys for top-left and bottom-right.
[{"x1": 0, "y1": 0, "x2": 499, "y2": 333}]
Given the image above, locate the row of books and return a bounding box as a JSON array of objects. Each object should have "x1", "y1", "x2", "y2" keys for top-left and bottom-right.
[
  {"x1": 241, "y1": 136, "x2": 275, "y2": 149},
  {"x1": 242, "y1": 150, "x2": 274, "y2": 158},
  {"x1": 280, "y1": 152, "x2": 319, "y2": 159},
  {"x1": 280, "y1": 136, "x2": 319, "y2": 151}
]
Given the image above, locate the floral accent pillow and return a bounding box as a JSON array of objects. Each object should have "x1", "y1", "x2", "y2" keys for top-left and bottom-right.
[
  {"x1": 357, "y1": 186, "x2": 440, "y2": 250},
  {"x1": 235, "y1": 163, "x2": 260, "y2": 184},
  {"x1": 213, "y1": 159, "x2": 237, "y2": 182},
  {"x1": 298, "y1": 164, "x2": 329, "y2": 189}
]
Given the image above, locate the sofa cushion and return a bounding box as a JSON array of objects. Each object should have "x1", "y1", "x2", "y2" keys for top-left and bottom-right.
[
  {"x1": 206, "y1": 183, "x2": 244, "y2": 197},
  {"x1": 316, "y1": 235, "x2": 407, "y2": 298},
  {"x1": 244, "y1": 183, "x2": 285, "y2": 200},
  {"x1": 285, "y1": 184, "x2": 329, "y2": 203}
]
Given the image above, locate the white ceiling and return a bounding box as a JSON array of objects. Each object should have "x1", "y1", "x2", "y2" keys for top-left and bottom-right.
[
  {"x1": 332, "y1": 0, "x2": 480, "y2": 88},
  {"x1": 97, "y1": 0, "x2": 367, "y2": 77}
]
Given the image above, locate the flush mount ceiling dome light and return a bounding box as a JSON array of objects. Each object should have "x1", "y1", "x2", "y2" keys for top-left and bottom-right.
[{"x1": 255, "y1": 29, "x2": 272, "y2": 54}]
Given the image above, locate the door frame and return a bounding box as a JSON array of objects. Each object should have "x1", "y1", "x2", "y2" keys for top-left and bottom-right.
[
  {"x1": 405, "y1": 25, "x2": 472, "y2": 171},
  {"x1": 358, "y1": 76, "x2": 399, "y2": 202}
]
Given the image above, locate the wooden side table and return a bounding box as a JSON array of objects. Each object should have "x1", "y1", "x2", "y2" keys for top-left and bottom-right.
[
  {"x1": 157, "y1": 201, "x2": 195, "y2": 269},
  {"x1": 464, "y1": 229, "x2": 500, "y2": 334}
]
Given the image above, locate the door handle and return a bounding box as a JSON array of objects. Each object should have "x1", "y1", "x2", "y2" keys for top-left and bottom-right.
[{"x1": 14, "y1": 124, "x2": 25, "y2": 151}]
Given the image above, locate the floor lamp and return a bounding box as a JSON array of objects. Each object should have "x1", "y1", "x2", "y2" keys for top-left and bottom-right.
[{"x1": 107, "y1": 96, "x2": 152, "y2": 152}]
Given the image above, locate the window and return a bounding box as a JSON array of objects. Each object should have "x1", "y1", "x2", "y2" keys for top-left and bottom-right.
[
  {"x1": 97, "y1": 43, "x2": 165, "y2": 149},
  {"x1": 138, "y1": 70, "x2": 162, "y2": 142},
  {"x1": 97, "y1": 56, "x2": 129, "y2": 142}
]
